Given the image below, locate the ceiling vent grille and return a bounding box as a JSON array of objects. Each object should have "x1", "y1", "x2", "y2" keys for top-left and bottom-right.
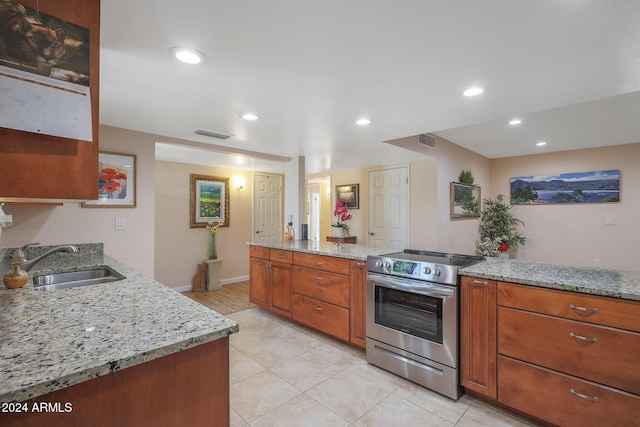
[
  {"x1": 418, "y1": 134, "x2": 436, "y2": 148},
  {"x1": 194, "y1": 129, "x2": 232, "y2": 139}
]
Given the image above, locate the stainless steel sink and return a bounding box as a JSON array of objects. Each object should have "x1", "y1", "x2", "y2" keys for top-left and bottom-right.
[{"x1": 33, "y1": 267, "x2": 125, "y2": 291}]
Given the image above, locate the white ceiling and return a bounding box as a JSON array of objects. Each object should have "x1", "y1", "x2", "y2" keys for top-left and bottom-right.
[{"x1": 100, "y1": 1, "x2": 640, "y2": 175}]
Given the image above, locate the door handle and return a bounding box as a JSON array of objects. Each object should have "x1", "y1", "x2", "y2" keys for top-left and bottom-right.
[
  {"x1": 255, "y1": 230, "x2": 262, "y2": 234},
  {"x1": 369, "y1": 232, "x2": 375, "y2": 236}
]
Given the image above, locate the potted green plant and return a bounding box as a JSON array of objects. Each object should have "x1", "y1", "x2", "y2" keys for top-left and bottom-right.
[{"x1": 476, "y1": 195, "x2": 526, "y2": 257}]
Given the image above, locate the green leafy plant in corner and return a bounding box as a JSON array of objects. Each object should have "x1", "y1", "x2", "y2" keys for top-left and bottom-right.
[
  {"x1": 458, "y1": 169, "x2": 474, "y2": 185},
  {"x1": 476, "y1": 195, "x2": 526, "y2": 256}
]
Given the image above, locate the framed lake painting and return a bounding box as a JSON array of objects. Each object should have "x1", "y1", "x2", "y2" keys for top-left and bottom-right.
[
  {"x1": 190, "y1": 174, "x2": 229, "y2": 228},
  {"x1": 82, "y1": 152, "x2": 136, "y2": 208},
  {"x1": 510, "y1": 170, "x2": 620, "y2": 205}
]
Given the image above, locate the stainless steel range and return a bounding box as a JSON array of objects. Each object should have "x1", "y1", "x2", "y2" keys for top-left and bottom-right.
[{"x1": 366, "y1": 250, "x2": 483, "y2": 400}]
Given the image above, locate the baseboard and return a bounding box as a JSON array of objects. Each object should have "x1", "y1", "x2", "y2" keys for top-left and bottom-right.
[{"x1": 172, "y1": 275, "x2": 249, "y2": 293}]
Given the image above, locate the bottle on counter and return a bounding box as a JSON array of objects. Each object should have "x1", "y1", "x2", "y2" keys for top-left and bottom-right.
[
  {"x1": 3, "y1": 262, "x2": 29, "y2": 289},
  {"x1": 285, "y1": 221, "x2": 295, "y2": 241}
]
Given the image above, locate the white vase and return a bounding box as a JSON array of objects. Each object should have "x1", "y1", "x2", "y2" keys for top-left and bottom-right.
[
  {"x1": 332, "y1": 226, "x2": 344, "y2": 237},
  {"x1": 496, "y1": 251, "x2": 509, "y2": 259}
]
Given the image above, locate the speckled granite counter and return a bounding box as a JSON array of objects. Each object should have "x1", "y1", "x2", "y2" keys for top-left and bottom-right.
[
  {"x1": 247, "y1": 240, "x2": 396, "y2": 260},
  {"x1": 460, "y1": 258, "x2": 640, "y2": 302},
  {"x1": 0, "y1": 244, "x2": 238, "y2": 403}
]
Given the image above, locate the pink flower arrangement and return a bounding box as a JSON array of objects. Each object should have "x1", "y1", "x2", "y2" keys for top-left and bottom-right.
[{"x1": 333, "y1": 200, "x2": 352, "y2": 227}]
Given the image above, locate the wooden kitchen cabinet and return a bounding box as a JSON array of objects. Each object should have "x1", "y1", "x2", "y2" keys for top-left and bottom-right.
[
  {"x1": 249, "y1": 246, "x2": 369, "y2": 349},
  {"x1": 1, "y1": 338, "x2": 230, "y2": 427},
  {"x1": 496, "y1": 282, "x2": 640, "y2": 426},
  {"x1": 460, "y1": 276, "x2": 497, "y2": 398},
  {"x1": 0, "y1": 0, "x2": 100, "y2": 201},
  {"x1": 349, "y1": 260, "x2": 367, "y2": 349},
  {"x1": 249, "y1": 247, "x2": 293, "y2": 317},
  {"x1": 292, "y1": 253, "x2": 351, "y2": 341}
]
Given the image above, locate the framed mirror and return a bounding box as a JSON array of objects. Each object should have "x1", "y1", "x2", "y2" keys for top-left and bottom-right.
[{"x1": 450, "y1": 182, "x2": 481, "y2": 220}]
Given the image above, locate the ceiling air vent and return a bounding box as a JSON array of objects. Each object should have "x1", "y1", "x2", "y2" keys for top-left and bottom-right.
[
  {"x1": 194, "y1": 129, "x2": 232, "y2": 139},
  {"x1": 418, "y1": 134, "x2": 436, "y2": 148}
]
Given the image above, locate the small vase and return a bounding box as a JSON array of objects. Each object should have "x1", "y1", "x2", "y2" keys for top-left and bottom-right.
[
  {"x1": 3, "y1": 262, "x2": 29, "y2": 289},
  {"x1": 496, "y1": 251, "x2": 509, "y2": 259}
]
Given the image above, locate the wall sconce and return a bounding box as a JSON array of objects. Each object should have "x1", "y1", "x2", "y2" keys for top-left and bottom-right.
[{"x1": 232, "y1": 176, "x2": 246, "y2": 190}]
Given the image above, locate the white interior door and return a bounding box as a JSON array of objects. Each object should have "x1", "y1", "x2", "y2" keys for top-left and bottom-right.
[
  {"x1": 253, "y1": 173, "x2": 283, "y2": 243},
  {"x1": 368, "y1": 166, "x2": 409, "y2": 249}
]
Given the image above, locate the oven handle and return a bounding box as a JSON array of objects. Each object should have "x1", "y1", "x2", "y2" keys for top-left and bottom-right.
[{"x1": 367, "y1": 272, "x2": 455, "y2": 298}]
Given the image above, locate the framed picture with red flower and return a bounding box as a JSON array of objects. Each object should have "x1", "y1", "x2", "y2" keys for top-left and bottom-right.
[{"x1": 82, "y1": 152, "x2": 136, "y2": 208}]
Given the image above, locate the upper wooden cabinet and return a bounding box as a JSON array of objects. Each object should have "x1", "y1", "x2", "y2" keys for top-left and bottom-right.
[{"x1": 0, "y1": 0, "x2": 100, "y2": 200}]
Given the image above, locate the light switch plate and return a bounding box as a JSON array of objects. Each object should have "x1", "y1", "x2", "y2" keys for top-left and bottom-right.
[
  {"x1": 604, "y1": 216, "x2": 616, "y2": 225},
  {"x1": 115, "y1": 217, "x2": 125, "y2": 231}
]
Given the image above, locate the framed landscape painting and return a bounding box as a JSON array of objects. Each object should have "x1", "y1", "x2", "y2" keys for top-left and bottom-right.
[
  {"x1": 190, "y1": 174, "x2": 229, "y2": 228},
  {"x1": 510, "y1": 170, "x2": 620, "y2": 205}
]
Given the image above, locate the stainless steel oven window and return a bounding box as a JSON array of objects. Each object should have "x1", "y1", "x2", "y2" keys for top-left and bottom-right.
[{"x1": 373, "y1": 285, "x2": 443, "y2": 343}]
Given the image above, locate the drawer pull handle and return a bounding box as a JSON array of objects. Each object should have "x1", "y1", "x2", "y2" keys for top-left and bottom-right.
[
  {"x1": 315, "y1": 276, "x2": 324, "y2": 281},
  {"x1": 313, "y1": 305, "x2": 323, "y2": 311},
  {"x1": 470, "y1": 279, "x2": 488, "y2": 285},
  {"x1": 314, "y1": 261, "x2": 324, "y2": 265},
  {"x1": 569, "y1": 388, "x2": 599, "y2": 402},
  {"x1": 569, "y1": 332, "x2": 599, "y2": 343},
  {"x1": 569, "y1": 304, "x2": 599, "y2": 314},
  {"x1": 277, "y1": 255, "x2": 285, "y2": 259}
]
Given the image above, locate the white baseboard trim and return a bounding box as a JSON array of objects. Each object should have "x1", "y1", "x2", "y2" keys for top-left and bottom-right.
[{"x1": 171, "y1": 275, "x2": 249, "y2": 293}]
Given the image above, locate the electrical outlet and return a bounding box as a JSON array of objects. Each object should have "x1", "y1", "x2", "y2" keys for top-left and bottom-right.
[
  {"x1": 115, "y1": 217, "x2": 125, "y2": 231},
  {"x1": 605, "y1": 216, "x2": 616, "y2": 225},
  {"x1": 594, "y1": 259, "x2": 601, "y2": 267}
]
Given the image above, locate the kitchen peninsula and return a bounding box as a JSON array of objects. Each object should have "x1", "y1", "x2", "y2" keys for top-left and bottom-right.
[{"x1": 0, "y1": 244, "x2": 238, "y2": 426}]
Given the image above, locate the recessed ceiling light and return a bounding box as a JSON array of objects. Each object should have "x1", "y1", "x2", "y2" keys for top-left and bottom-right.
[
  {"x1": 169, "y1": 46, "x2": 206, "y2": 64},
  {"x1": 536, "y1": 141, "x2": 547, "y2": 147},
  {"x1": 356, "y1": 118, "x2": 370, "y2": 125},
  {"x1": 509, "y1": 119, "x2": 523, "y2": 125},
  {"x1": 241, "y1": 112, "x2": 259, "y2": 121},
  {"x1": 463, "y1": 87, "x2": 484, "y2": 97}
]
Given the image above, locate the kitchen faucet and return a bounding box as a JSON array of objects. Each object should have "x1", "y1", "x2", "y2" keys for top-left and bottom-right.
[{"x1": 14, "y1": 243, "x2": 79, "y2": 272}]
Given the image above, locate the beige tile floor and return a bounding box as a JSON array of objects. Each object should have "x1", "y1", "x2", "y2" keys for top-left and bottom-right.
[{"x1": 227, "y1": 308, "x2": 540, "y2": 427}]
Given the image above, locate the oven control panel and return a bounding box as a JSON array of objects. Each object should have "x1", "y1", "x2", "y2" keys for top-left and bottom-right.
[{"x1": 367, "y1": 255, "x2": 455, "y2": 285}]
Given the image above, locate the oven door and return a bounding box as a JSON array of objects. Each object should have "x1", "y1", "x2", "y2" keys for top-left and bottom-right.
[{"x1": 366, "y1": 272, "x2": 458, "y2": 368}]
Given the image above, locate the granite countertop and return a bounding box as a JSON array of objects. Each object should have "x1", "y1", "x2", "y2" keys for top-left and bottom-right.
[
  {"x1": 0, "y1": 244, "x2": 238, "y2": 403},
  {"x1": 460, "y1": 258, "x2": 640, "y2": 302},
  {"x1": 248, "y1": 240, "x2": 397, "y2": 261}
]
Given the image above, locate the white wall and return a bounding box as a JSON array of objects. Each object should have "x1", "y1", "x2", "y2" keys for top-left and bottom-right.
[{"x1": 490, "y1": 142, "x2": 640, "y2": 270}]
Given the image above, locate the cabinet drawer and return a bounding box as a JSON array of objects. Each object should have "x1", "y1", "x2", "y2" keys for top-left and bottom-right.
[
  {"x1": 498, "y1": 282, "x2": 640, "y2": 332},
  {"x1": 270, "y1": 249, "x2": 292, "y2": 264},
  {"x1": 498, "y1": 355, "x2": 639, "y2": 427},
  {"x1": 293, "y1": 252, "x2": 351, "y2": 275},
  {"x1": 250, "y1": 246, "x2": 269, "y2": 260},
  {"x1": 292, "y1": 266, "x2": 349, "y2": 307},
  {"x1": 292, "y1": 294, "x2": 349, "y2": 341},
  {"x1": 498, "y1": 307, "x2": 640, "y2": 395}
]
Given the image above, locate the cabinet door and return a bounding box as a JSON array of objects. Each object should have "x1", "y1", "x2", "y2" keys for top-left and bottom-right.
[
  {"x1": 270, "y1": 262, "x2": 292, "y2": 318},
  {"x1": 460, "y1": 276, "x2": 497, "y2": 398},
  {"x1": 249, "y1": 258, "x2": 269, "y2": 309},
  {"x1": 349, "y1": 260, "x2": 367, "y2": 349}
]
